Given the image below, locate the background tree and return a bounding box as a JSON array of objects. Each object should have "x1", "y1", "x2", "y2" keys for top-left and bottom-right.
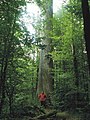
[
  {"x1": 0, "y1": 0, "x2": 26, "y2": 114},
  {"x1": 81, "y1": 0, "x2": 90, "y2": 72}
]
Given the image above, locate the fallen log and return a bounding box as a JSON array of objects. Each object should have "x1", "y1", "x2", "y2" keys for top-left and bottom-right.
[{"x1": 29, "y1": 110, "x2": 57, "y2": 120}]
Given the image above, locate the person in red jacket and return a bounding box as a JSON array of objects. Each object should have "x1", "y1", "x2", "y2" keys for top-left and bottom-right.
[{"x1": 38, "y1": 91, "x2": 47, "y2": 108}]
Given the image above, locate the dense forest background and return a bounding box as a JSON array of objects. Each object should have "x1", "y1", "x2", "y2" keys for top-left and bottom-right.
[{"x1": 0, "y1": 0, "x2": 90, "y2": 119}]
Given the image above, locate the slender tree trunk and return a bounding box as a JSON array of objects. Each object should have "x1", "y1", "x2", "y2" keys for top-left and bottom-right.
[
  {"x1": 81, "y1": 0, "x2": 90, "y2": 101},
  {"x1": 0, "y1": 40, "x2": 8, "y2": 114},
  {"x1": 72, "y1": 44, "x2": 79, "y2": 88},
  {"x1": 81, "y1": 0, "x2": 90, "y2": 72},
  {"x1": 0, "y1": 9, "x2": 16, "y2": 113}
]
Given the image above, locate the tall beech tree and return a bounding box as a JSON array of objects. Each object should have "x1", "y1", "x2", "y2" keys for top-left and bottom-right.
[{"x1": 35, "y1": 0, "x2": 54, "y2": 97}]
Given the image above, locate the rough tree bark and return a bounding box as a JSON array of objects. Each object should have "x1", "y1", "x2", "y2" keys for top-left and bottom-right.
[
  {"x1": 82, "y1": 0, "x2": 90, "y2": 72},
  {"x1": 37, "y1": 0, "x2": 54, "y2": 98},
  {"x1": 81, "y1": 0, "x2": 90, "y2": 101}
]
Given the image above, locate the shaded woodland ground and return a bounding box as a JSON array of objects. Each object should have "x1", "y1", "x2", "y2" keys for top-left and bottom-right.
[
  {"x1": 1, "y1": 99, "x2": 90, "y2": 120},
  {"x1": 0, "y1": 105, "x2": 84, "y2": 120}
]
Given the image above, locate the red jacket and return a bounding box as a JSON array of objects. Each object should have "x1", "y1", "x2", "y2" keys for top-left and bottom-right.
[{"x1": 38, "y1": 93, "x2": 46, "y2": 101}]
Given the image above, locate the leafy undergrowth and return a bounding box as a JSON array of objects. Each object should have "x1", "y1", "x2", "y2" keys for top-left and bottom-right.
[
  {"x1": 44, "y1": 108, "x2": 81, "y2": 120},
  {"x1": 1, "y1": 106, "x2": 82, "y2": 120}
]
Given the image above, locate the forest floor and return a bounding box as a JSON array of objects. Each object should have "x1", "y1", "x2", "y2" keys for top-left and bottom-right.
[
  {"x1": 20, "y1": 111, "x2": 81, "y2": 120},
  {"x1": 9, "y1": 112, "x2": 80, "y2": 120},
  {"x1": 2, "y1": 107, "x2": 82, "y2": 120},
  {"x1": 19, "y1": 108, "x2": 81, "y2": 120},
  {"x1": 44, "y1": 108, "x2": 81, "y2": 120}
]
